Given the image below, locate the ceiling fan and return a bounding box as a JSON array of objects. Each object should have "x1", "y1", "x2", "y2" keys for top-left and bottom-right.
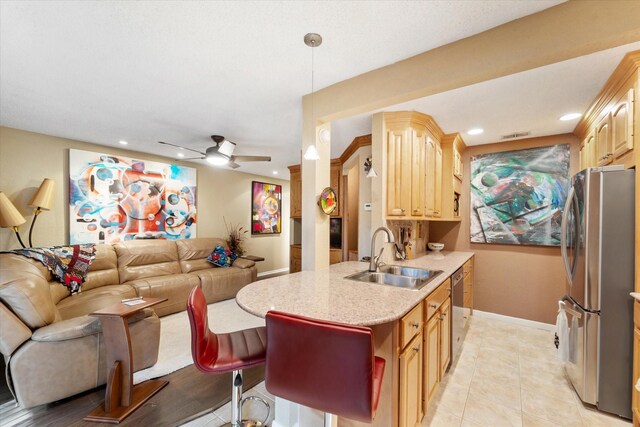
[{"x1": 158, "y1": 135, "x2": 271, "y2": 169}]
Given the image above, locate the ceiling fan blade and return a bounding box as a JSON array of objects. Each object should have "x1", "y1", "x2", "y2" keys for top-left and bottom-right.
[
  {"x1": 228, "y1": 160, "x2": 241, "y2": 169},
  {"x1": 180, "y1": 156, "x2": 206, "y2": 161},
  {"x1": 158, "y1": 141, "x2": 206, "y2": 156},
  {"x1": 232, "y1": 155, "x2": 272, "y2": 162}
]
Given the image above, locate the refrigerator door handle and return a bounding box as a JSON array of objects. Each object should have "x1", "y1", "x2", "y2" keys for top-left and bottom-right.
[
  {"x1": 561, "y1": 186, "x2": 577, "y2": 285},
  {"x1": 559, "y1": 299, "x2": 582, "y2": 319}
]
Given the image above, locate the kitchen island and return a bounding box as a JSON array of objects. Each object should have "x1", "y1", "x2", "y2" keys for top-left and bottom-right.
[{"x1": 236, "y1": 250, "x2": 474, "y2": 427}]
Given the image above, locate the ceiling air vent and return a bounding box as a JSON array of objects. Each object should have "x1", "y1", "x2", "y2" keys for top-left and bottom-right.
[{"x1": 501, "y1": 132, "x2": 530, "y2": 140}]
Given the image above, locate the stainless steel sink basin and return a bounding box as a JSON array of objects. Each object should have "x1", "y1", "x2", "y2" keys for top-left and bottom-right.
[{"x1": 344, "y1": 265, "x2": 443, "y2": 290}]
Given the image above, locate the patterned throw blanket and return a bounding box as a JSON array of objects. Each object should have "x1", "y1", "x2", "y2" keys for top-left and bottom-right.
[{"x1": 6, "y1": 244, "x2": 96, "y2": 294}]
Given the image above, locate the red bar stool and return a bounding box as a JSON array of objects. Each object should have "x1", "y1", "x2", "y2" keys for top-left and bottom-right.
[
  {"x1": 187, "y1": 286, "x2": 270, "y2": 427},
  {"x1": 265, "y1": 310, "x2": 386, "y2": 426}
]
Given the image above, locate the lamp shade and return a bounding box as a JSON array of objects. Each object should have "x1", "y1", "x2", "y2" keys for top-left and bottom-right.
[
  {"x1": 0, "y1": 192, "x2": 26, "y2": 228},
  {"x1": 29, "y1": 178, "x2": 55, "y2": 210}
]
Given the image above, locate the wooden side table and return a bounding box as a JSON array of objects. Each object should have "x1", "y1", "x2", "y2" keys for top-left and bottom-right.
[{"x1": 85, "y1": 297, "x2": 168, "y2": 423}]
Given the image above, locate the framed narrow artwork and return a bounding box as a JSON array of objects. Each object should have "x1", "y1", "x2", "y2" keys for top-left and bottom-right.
[
  {"x1": 69, "y1": 149, "x2": 197, "y2": 244},
  {"x1": 470, "y1": 144, "x2": 570, "y2": 246},
  {"x1": 251, "y1": 181, "x2": 282, "y2": 235}
]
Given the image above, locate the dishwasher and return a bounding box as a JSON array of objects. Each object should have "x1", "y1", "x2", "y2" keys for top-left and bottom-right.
[{"x1": 451, "y1": 266, "x2": 468, "y2": 363}]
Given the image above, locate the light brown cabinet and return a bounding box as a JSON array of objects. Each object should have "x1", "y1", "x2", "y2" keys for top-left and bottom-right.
[
  {"x1": 579, "y1": 131, "x2": 596, "y2": 171},
  {"x1": 288, "y1": 165, "x2": 302, "y2": 218},
  {"x1": 399, "y1": 333, "x2": 423, "y2": 427},
  {"x1": 290, "y1": 244, "x2": 302, "y2": 273},
  {"x1": 330, "y1": 159, "x2": 342, "y2": 217},
  {"x1": 463, "y1": 256, "x2": 474, "y2": 315},
  {"x1": 386, "y1": 127, "x2": 413, "y2": 217},
  {"x1": 422, "y1": 278, "x2": 451, "y2": 415},
  {"x1": 611, "y1": 87, "x2": 634, "y2": 160},
  {"x1": 384, "y1": 112, "x2": 445, "y2": 220},
  {"x1": 440, "y1": 133, "x2": 466, "y2": 220},
  {"x1": 596, "y1": 114, "x2": 613, "y2": 166}
]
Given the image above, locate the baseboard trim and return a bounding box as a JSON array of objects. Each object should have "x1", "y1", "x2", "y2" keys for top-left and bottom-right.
[
  {"x1": 473, "y1": 309, "x2": 555, "y2": 331},
  {"x1": 257, "y1": 267, "x2": 289, "y2": 278}
]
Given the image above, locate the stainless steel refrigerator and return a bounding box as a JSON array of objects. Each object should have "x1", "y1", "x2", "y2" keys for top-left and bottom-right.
[{"x1": 560, "y1": 165, "x2": 635, "y2": 419}]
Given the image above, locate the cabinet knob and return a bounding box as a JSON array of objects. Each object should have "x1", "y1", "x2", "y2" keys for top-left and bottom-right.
[
  {"x1": 401, "y1": 208, "x2": 405, "y2": 213},
  {"x1": 410, "y1": 321, "x2": 419, "y2": 328},
  {"x1": 413, "y1": 209, "x2": 419, "y2": 213},
  {"x1": 413, "y1": 347, "x2": 420, "y2": 353},
  {"x1": 429, "y1": 303, "x2": 438, "y2": 309}
]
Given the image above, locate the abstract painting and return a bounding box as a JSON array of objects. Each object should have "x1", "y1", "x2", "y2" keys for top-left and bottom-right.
[
  {"x1": 69, "y1": 149, "x2": 197, "y2": 244},
  {"x1": 470, "y1": 144, "x2": 570, "y2": 246},
  {"x1": 251, "y1": 181, "x2": 281, "y2": 234}
]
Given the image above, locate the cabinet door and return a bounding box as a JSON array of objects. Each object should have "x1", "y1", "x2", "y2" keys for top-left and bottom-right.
[
  {"x1": 330, "y1": 163, "x2": 341, "y2": 217},
  {"x1": 439, "y1": 299, "x2": 451, "y2": 378},
  {"x1": 596, "y1": 114, "x2": 612, "y2": 166},
  {"x1": 387, "y1": 129, "x2": 412, "y2": 216},
  {"x1": 423, "y1": 314, "x2": 440, "y2": 407},
  {"x1": 434, "y1": 143, "x2": 442, "y2": 218},
  {"x1": 633, "y1": 326, "x2": 640, "y2": 422},
  {"x1": 400, "y1": 333, "x2": 423, "y2": 427},
  {"x1": 453, "y1": 148, "x2": 463, "y2": 182},
  {"x1": 612, "y1": 88, "x2": 634, "y2": 159},
  {"x1": 290, "y1": 171, "x2": 302, "y2": 218},
  {"x1": 410, "y1": 130, "x2": 426, "y2": 217},
  {"x1": 424, "y1": 137, "x2": 436, "y2": 216}
]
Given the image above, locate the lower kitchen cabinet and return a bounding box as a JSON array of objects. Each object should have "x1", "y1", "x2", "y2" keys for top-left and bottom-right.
[
  {"x1": 399, "y1": 333, "x2": 423, "y2": 427},
  {"x1": 422, "y1": 278, "x2": 452, "y2": 416},
  {"x1": 633, "y1": 300, "x2": 640, "y2": 425}
]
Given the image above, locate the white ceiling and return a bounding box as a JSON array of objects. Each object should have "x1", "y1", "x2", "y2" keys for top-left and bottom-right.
[
  {"x1": 331, "y1": 40, "x2": 640, "y2": 155},
  {"x1": 0, "y1": 1, "x2": 567, "y2": 179}
]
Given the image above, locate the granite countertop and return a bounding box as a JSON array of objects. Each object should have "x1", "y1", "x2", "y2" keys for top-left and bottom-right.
[{"x1": 236, "y1": 250, "x2": 474, "y2": 326}]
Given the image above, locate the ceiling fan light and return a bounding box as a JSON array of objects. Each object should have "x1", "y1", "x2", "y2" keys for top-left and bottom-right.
[
  {"x1": 206, "y1": 155, "x2": 229, "y2": 166},
  {"x1": 218, "y1": 140, "x2": 236, "y2": 157}
]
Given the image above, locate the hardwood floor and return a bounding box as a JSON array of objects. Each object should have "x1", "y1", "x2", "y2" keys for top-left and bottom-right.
[{"x1": 0, "y1": 364, "x2": 264, "y2": 427}]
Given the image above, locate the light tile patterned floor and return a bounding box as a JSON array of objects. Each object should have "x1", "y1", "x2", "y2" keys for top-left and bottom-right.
[
  {"x1": 183, "y1": 315, "x2": 631, "y2": 427},
  {"x1": 423, "y1": 315, "x2": 631, "y2": 427}
]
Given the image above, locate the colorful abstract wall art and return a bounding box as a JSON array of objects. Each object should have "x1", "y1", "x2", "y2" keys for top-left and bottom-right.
[
  {"x1": 251, "y1": 181, "x2": 281, "y2": 235},
  {"x1": 470, "y1": 144, "x2": 570, "y2": 246},
  {"x1": 69, "y1": 149, "x2": 197, "y2": 244}
]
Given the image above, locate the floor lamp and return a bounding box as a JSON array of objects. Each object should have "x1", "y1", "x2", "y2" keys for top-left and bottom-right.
[
  {"x1": 0, "y1": 191, "x2": 27, "y2": 248},
  {"x1": 28, "y1": 178, "x2": 55, "y2": 247}
]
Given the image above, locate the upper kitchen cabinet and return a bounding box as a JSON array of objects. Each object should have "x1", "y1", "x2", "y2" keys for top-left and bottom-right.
[
  {"x1": 288, "y1": 164, "x2": 302, "y2": 218},
  {"x1": 575, "y1": 50, "x2": 638, "y2": 170},
  {"x1": 384, "y1": 111, "x2": 444, "y2": 220},
  {"x1": 329, "y1": 159, "x2": 342, "y2": 217},
  {"x1": 439, "y1": 133, "x2": 466, "y2": 221}
]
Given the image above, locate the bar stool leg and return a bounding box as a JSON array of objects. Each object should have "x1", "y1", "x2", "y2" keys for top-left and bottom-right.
[{"x1": 231, "y1": 370, "x2": 243, "y2": 427}]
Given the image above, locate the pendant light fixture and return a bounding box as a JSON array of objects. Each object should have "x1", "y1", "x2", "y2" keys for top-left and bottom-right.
[{"x1": 303, "y1": 33, "x2": 322, "y2": 161}]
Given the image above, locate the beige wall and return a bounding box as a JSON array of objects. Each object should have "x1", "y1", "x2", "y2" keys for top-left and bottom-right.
[
  {"x1": 0, "y1": 126, "x2": 290, "y2": 274},
  {"x1": 429, "y1": 134, "x2": 579, "y2": 325}
]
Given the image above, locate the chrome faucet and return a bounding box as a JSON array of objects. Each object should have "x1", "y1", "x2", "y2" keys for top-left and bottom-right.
[{"x1": 369, "y1": 226, "x2": 395, "y2": 272}]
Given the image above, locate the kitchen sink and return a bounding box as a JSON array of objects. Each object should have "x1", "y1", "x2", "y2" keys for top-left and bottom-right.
[{"x1": 344, "y1": 265, "x2": 443, "y2": 290}]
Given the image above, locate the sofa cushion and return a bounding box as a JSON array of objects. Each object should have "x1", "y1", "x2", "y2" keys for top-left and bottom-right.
[
  {"x1": 176, "y1": 237, "x2": 229, "y2": 273},
  {"x1": 82, "y1": 244, "x2": 119, "y2": 291},
  {"x1": 192, "y1": 267, "x2": 255, "y2": 304},
  {"x1": 115, "y1": 240, "x2": 181, "y2": 283},
  {"x1": 56, "y1": 284, "x2": 137, "y2": 320},
  {"x1": 0, "y1": 303, "x2": 32, "y2": 356},
  {"x1": 0, "y1": 254, "x2": 57, "y2": 328},
  {"x1": 125, "y1": 273, "x2": 200, "y2": 317}
]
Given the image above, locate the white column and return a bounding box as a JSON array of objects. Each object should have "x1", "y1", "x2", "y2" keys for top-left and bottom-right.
[{"x1": 301, "y1": 94, "x2": 330, "y2": 271}]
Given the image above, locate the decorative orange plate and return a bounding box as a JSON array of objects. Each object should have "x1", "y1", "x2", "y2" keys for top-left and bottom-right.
[{"x1": 318, "y1": 187, "x2": 337, "y2": 215}]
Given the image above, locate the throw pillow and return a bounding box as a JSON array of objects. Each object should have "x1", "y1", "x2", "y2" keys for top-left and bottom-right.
[{"x1": 207, "y1": 244, "x2": 237, "y2": 268}]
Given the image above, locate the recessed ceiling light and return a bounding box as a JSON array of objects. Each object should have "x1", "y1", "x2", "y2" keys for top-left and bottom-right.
[
  {"x1": 273, "y1": 171, "x2": 278, "y2": 175},
  {"x1": 559, "y1": 112, "x2": 582, "y2": 121},
  {"x1": 119, "y1": 140, "x2": 128, "y2": 145},
  {"x1": 177, "y1": 152, "x2": 185, "y2": 158},
  {"x1": 467, "y1": 128, "x2": 484, "y2": 135}
]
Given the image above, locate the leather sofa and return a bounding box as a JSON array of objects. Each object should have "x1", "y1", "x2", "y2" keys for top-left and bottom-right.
[{"x1": 0, "y1": 237, "x2": 257, "y2": 408}]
